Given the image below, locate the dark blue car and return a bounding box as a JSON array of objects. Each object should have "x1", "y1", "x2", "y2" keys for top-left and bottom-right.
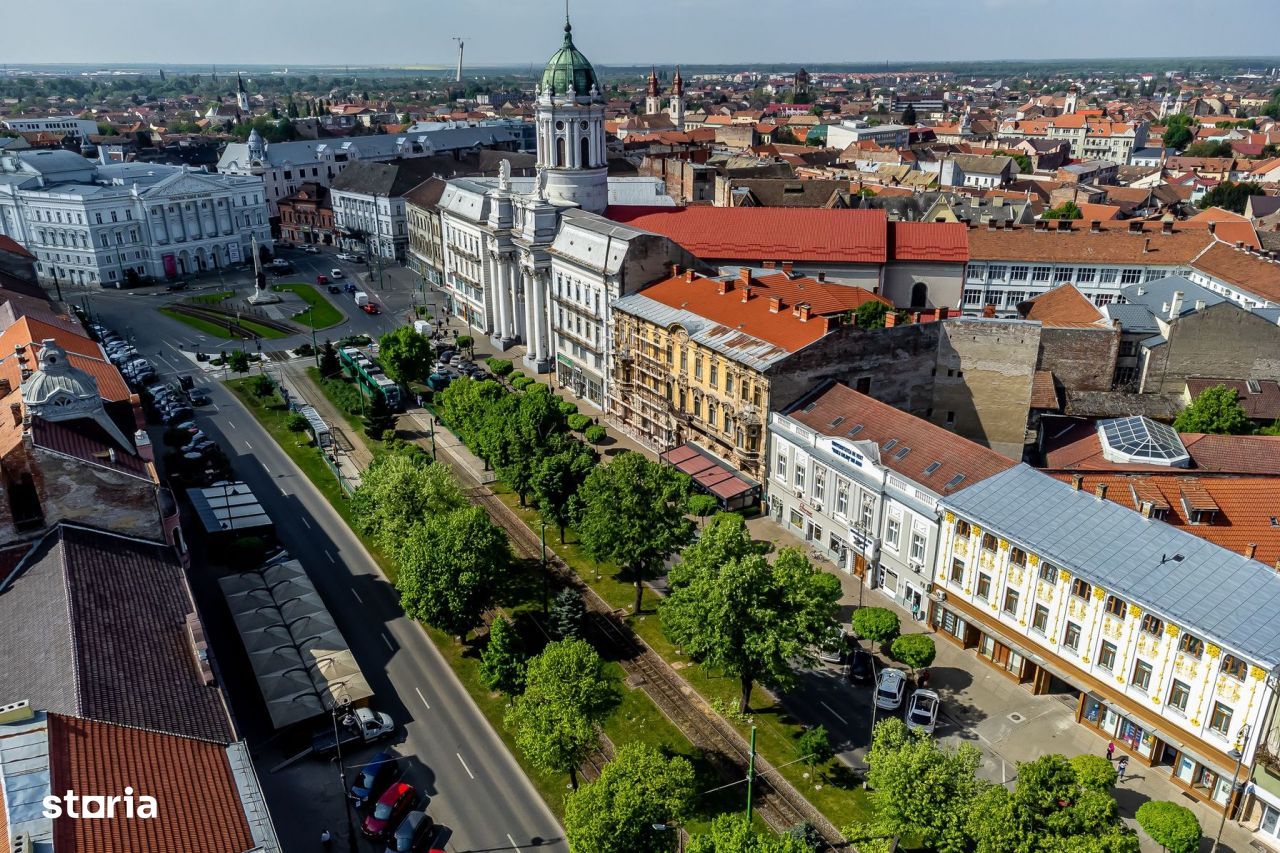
[{"x1": 349, "y1": 749, "x2": 397, "y2": 809}]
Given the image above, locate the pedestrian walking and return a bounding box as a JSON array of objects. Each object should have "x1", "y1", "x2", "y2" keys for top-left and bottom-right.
[
  {"x1": 919, "y1": 669, "x2": 930, "y2": 689},
  {"x1": 1116, "y1": 756, "x2": 1129, "y2": 781},
  {"x1": 1106, "y1": 740, "x2": 1115, "y2": 760}
]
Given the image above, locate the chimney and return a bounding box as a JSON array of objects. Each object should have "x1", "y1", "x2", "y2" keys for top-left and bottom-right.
[
  {"x1": 769, "y1": 295, "x2": 782, "y2": 313},
  {"x1": 1094, "y1": 483, "x2": 1108, "y2": 500},
  {"x1": 134, "y1": 429, "x2": 154, "y2": 462},
  {"x1": 938, "y1": 307, "x2": 952, "y2": 320},
  {"x1": 10, "y1": 401, "x2": 20, "y2": 425},
  {"x1": 1072, "y1": 473, "x2": 1084, "y2": 491},
  {"x1": 782, "y1": 261, "x2": 794, "y2": 276},
  {"x1": 1208, "y1": 221, "x2": 1216, "y2": 235},
  {"x1": 1090, "y1": 219, "x2": 1102, "y2": 233},
  {"x1": 763, "y1": 260, "x2": 776, "y2": 269},
  {"x1": 796, "y1": 302, "x2": 811, "y2": 322},
  {"x1": 1194, "y1": 299, "x2": 1206, "y2": 311},
  {"x1": 884, "y1": 312, "x2": 897, "y2": 328},
  {"x1": 1034, "y1": 220, "x2": 1049, "y2": 231},
  {"x1": 1128, "y1": 220, "x2": 1144, "y2": 234},
  {"x1": 671, "y1": 263, "x2": 682, "y2": 278},
  {"x1": 988, "y1": 219, "x2": 998, "y2": 231},
  {"x1": 717, "y1": 278, "x2": 731, "y2": 295},
  {"x1": 1168, "y1": 290, "x2": 1184, "y2": 320},
  {"x1": 982, "y1": 304, "x2": 996, "y2": 318},
  {"x1": 819, "y1": 315, "x2": 835, "y2": 335},
  {"x1": 1140, "y1": 500, "x2": 1154, "y2": 518},
  {"x1": 685, "y1": 268, "x2": 695, "y2": 283},
  {"x1": 1143, "y1": 237, "x2": 1151, "y2": 254},
  {"x1": 739, "y1": 267, "x2": 753, "y2": 288},
  {"x1": 1162, "y1": 219, "x2": 1174, "y2": 235},
  {"x1": 817, "y1": 271, "x2": 826, "y2": 282},
  {"x1": 1246, "y1": 543, "x2": 1258, "y2": 560},
  {"x1": 1136, "y1": 286, "x2": 1146, "y2": 296},
  {"x1": 0, "y1": 377, "x2": 10, "y2": 398},
  {"x1": 1056, "y1": 218, "x2": 1072, "y2": 231},
  {"x1": 741, "y1": 283, "x2": 753, "y2": 302}
]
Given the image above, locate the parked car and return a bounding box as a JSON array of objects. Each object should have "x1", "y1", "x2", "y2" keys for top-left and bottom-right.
[
  {"x1": 818, "y1": 625, "x2": 851, "y2": 665},
  {"x1": 188, "y1": 388, "x2": 212, "y2": 406},
  {"x1": 847, "y1": 649, "x2": 874, "y2": 684},
  {"x1": 362, "y1": 782, "x2": 417, "y2": 841},
  {"x1": 166, "y1": 280, "x2": 189, "y2": 291},
  {"x1": 350, "y1": 749, "x2": 398, "y2": 809},
  {"x1": 303, "y1": 245, "x2": 320, "y2": 254},
  {"x1": 268, "y1": 258, "x2": 291, "y2": 269},
  {"x1": 384, "y1": 810, "x2": 435, "y2": 853},
  {"x1": 330, "y1": 268, "x2": 344, "y2": 279},
  {"x1": 183, "y1": 440, "x2": 217, "y2": 456},
  {"x1": 336, "y1": 252, "x2": 355, "y2": 261},
  {"x1": 905, "y1": 688, "x2": 940, "y2": 734},
  {"x1": 164, "y1": 406, "x2": 194, "y2": 425},
  {"x1": 875, "y1": 669, "x2": 907, "y2": 711},
  {"x1": 328, "y1": 284, "x2": 342, "y2": 293}
]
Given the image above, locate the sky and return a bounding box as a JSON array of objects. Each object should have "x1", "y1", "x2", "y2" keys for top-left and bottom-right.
[{"x1": 6, "y1": 0, "x2": 1280, "y2": 67}]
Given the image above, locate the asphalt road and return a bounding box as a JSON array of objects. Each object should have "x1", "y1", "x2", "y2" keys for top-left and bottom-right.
[{"x1": 85, "y1": 272, "x2": 563, "y2": 852}]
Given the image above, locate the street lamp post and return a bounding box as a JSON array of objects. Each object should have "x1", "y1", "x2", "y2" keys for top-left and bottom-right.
[
  {"x1": 652, "y1": 822, "x2": 683, "y2": 853},
  {"x1": 1210, "y1": 723, "x2": 1251, "y2": 853},
  {"x1": 329, "y1": 699, "x2": 360, "y2": 853}
]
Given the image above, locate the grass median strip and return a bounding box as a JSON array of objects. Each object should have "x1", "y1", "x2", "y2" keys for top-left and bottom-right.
[
  {"x1": 227, "y1": 377, "x2": 746, "y2": 830},
  {"x1": 272, "y1": 282, "x2": 344, "y2": 328}
]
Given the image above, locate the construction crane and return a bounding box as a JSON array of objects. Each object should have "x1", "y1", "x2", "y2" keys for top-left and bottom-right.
[{"x1": 452, "y1": 37, "x2": 468, "y2": 83}]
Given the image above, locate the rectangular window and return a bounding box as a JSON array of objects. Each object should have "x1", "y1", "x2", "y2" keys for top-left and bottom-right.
[
  {"x1": 775, "y1": 451, "x2": 787, "y2": 482},
  {"x1": 954, "y1": 520, "x2": 971, "y2": 539},
  {"x1": 1120, "y1": 268, "x2": 1142, "y2": 284},
  {"x1": 1002, "y1": 587, "x2": 1020, "y2": 616},
  {"x1": 860, "y1": 501, "x2": 873, "y2": 532},
  {"x1": 1032, "y1": 604, "x2": 1049, "y2": 634},
  {"x1": 1010, "y1": 265, "x2": 1029, "y2": 281},
  {"x1": 1221, "y1": 655, "x2": 1247, "y2": 681},
  {"x1": 988, "y1": 264, "x2": 1008, "y2": 280},
  {"x1": 950, "y1": 558, "x2": 965, "y2": 584},
  {"x1": 1098, "y1": 641, "x2": 1117, "y2": 671},
  {"x1": 981, "y1": 533, "x2": 998, "y2": 553},
  {"x1": 886, "y1": 517, "x2": 901, "y2": 549},
  {"x1": 679, "y1": 349, "x2": 687, "y2": 371},
  {"x1": 1039, "y1": 562, "x2": 1056, "y2": 583},
  {"x1": 794, "y1": 462, "x2": 805, "y2": 491},
  {"x1": 986, "y1": 289, "x2": 1004, "y2": 307},
  {"x1": 1168, "y1": 679, "x2": 1190, "y2": 713},
  {"x1": 1099, "y1": 268, "x2": 1119, "y2": 284},
  {"x1": 1131, "y1": 659, "x2": 1153, "y2": 691},
  {"x1": 909, "y1": 531, "x2": 926, "y2": 563},
  {"x1": 1179, "y1": 633, "x2": 1204, "y2": 659},
  {"x1": 725, "y1": 373, "x2": 734, "y2": 395},
  {"x1": 1105, "y1": 595, "x2": 1127, "y2": 619},
  {"x1": 1077, "y1": 267, "x2": 1097, "y2": 283},
  {"x1": 836, "y1": 481, "x2": 849, "y2": 516},
  {"x1": 1141, "y1": 614, "x2": 1163, "y2": 636},
  {"x1": 1070, "y1": 578, "x2": 1091, "y2": 600},
  {"x1": 1032, "y1": 266, "x2": 1051, "y2": 282},
  {"x1": 962, "y1": 288, "x2": 983, "y2": 306},
  {"x1": 976, "y1": 573, "x2": 992, "y2": 600},
  {"x1": 1063, "y1": 622, "x2": 1082, "y2": 651},
  {"x1": 1053, "y1": 267, "x2": 1074, "y2": 283},
  {"x1": 789, "y1": 509, "x2": 803, "y2": 529},
  {"x1": 1209, "y1": 701, "x2": 1233, "y2": 735},
  {"x1": 1010, "y1": 547, "x2": 1027, "y2": 567},
  {"x1": 694, "y1": 357, "x2": 703, "y2": 380},
  {"x1": 709, "y1": 363, "x2": 718, "y2": 389},
  {"x1": 812, "y1": 467, "x2": 825, "y2": 504}
]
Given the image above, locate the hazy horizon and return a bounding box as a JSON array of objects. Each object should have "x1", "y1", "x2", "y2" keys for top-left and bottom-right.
[{"x1": 6, "y1": 0, "x2": 1280, "y2": 68}]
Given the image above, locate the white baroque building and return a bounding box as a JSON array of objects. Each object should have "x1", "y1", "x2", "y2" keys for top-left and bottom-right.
[
  {"x1": 437, "y1": 16, "x2": 674, "y2": 376},
  {"x1": 0, "y1": 149, "x2": 271, "y2": 287}
]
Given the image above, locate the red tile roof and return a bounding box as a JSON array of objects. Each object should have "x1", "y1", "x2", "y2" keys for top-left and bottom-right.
[
  {"x1": 890, "y1": 222, "x2": 969, "y2": 262},
  {"x1": 49, "y1": 714, "x2": 255, "y2": 853},
  {"x1": 1042, "y1": 421, "x2": 1280, "y2": 475},
  {"x1": 1184, "y1": 378, "x2": 1280, "y2": 421},
  {"x1": 1018, "y1": 284, "x2": 1106, "y2": 326},
  {"x1": 968, "y1": 221, "x2": 1215, "y2": 264},
  {"x1": 605, "y1": 206, "x2": 889, "y2": 263},
  {"x1": 1190, "y1": 241, "x2": 1280, "y2": 302},
  {"x1": 1047, "y1": 473, "x2": 1280, "y2": 566},
  {"x1": 0, "y1": 236, "x2": 33, "y2": 259},
  {"x1": 786, "y1": 383, "x2": 1015, "y2": 493}
]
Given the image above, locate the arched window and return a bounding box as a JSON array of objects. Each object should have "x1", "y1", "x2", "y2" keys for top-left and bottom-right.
[
  {"x1": 580, "y1": 136, "x2": 591, "y2": 168},
  {"x1": 556, "y1": 137, "x2": 566, "y2": 168},
  {"x1": 910, "y1": 281, "x2": 929, "y2": 308}
]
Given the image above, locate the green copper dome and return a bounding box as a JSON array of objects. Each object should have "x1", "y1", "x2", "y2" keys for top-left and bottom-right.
[{"x1": 540, "y1": 20, "x2": 598, "y2": 98}]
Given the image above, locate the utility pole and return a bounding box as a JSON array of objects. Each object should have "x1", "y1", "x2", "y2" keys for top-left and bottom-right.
[{"x1": 745, "y1": 726, "x2": 757, "y2": 824}]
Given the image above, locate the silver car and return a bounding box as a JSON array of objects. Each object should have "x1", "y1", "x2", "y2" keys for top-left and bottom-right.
[{"x1": 906, "y1": 688, "x2": 940, "y2": 734}]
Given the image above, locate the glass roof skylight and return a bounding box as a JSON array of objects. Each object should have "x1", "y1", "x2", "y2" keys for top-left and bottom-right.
[{"x1": 1096, "y1": 416, "x2": 1190, "y2": 467}]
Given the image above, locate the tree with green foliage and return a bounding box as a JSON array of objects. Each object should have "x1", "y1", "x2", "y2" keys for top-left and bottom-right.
[
  {"x1": 1069, "y1": 753, "x2": 1118, "y2": 792},
  {"x1": 563, "y1": 743, "x2": 694, "y2": 853},
  {"x1": 1197, "y1": 180, "x2": 1263, "y2": 214},
  {"x1": 1042, "y1": 201, "x2": 1083, "y2": 220},
  {"x1": 319, "y1": 339, "x2": 340, "y2": 377},
  {"x1": 890, "y1": 633, "x2": 936, "y2": 675},
  {"x1": 505, "y1": 638, "x2": 617, "y2": 790},
  {"x1": 486, "y1": 357, "x2": 514, "y2": 377},
  {"x1": 687, "y1": 493, "x2": 719, "y2": 527},
  {"x1": 378, "y1": 326, "x2": 433, "y2": 384},
  {"x1": 496, "y1": 386, "x2": 565, "y2": 505},
  {"x1": 351, "y1": 455, "x2": 465, "y2": 555},
  {"x1": 579, "y1": 451, "x2": 694, "y2": 614},
  {"x1": 363, "y1": 389, "x2": 397, "y2": 439},
  {"x1": 1184, "y1": 140, "x2": 1233, "y2": 158},
  {"x1": 687, "y1": 814, "x2": 812, "y2": 853},
  {"x1": 662, "y1": 542, "x2": 839, "y2": 713},
  {"x1": 901, "y1": 104, "x2": 918, "y2": 125},
  {"x1": 583, "y1": 424, "x2": 607, "y2": 445},
  {"x1": 797, "y1": 724, "x2": 835, "y2": 768},
  {"x1": 549, "y1": 587, "x2": 587, "y2": 640},
  {"x1": 1162, "y1": 114, "x2": 1194, "y2": 150},
  {"x1": 1135, "y1": 801, "x2": 1201, "y2": 853},
  {"x1": 852, "y1": 607, "x2": 900, "y2": 654},
  {"x1": 531, "y1": 440, "x2": 595, "y2": 543},
  {"x1": 246, "y1": 374, "x2": 275, "y2": 397},
  {"x1": 286, "y1": 412, "x2": 309, "y2": 432},
  {"x1": 455, "y1": 334, "x2": 474, "y2": 356},
  {"x1": 1173, "y1": 384, "x2": 1253, "y2": 434},
  {"x1": 228, "y1": 349, "x2": 251, "y2": 375},
  {"x1": 996, "y1": 149, "x2": 1032, "y2": 173},
  {"x1": 396, "y1": 505, "x2": 510, "y2": 641},
  {"x1": 867, "y1": 718, "x2": 985, "y2": 853},
  {"x1": 855, "y1": 300, "x2": 892, "y2": 329},
  {"x1": 667, "y1": 512, "x2": 761, "y2": 588},
  {"x1": 479, "y1": 615, "x2": 526, "y2": 696},
  {"x1": 567, "y1": 413, "x2": 592, "y2": 431}
]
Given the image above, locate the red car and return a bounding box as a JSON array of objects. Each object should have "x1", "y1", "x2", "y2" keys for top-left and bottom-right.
[
  {"x1": 362, "y1": 303, "x2": 380, "y2": 315},
  {"x1": 361, "y1": 781, "x2": 416, "y2": 840},
  {"x1": 316, "y1": 273, "x2": 329, "y2": 286}
]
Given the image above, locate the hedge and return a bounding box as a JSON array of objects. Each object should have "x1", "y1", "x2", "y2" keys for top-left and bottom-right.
[
  {"x1": 567, "y1": 413, "x2": 592, "y2": 432},
  {"x1": 558, "y1": 400, "x2": 579, "y2": 416}
]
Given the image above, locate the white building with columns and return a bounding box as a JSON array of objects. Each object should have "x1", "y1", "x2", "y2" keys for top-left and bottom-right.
[
  {"x1": 437, "y1": 16, "x2": 674, "y2": 378},
  {"x1": 0, "y1": 149, "x2": 270, "y2": 287}
]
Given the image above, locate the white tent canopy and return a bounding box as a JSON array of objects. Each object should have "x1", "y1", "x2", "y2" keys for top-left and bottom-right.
[{"x1": 219, "y1": 559, "x2": 373, "y2": 728}]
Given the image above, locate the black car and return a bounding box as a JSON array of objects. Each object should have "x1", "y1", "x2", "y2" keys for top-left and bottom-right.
[
  {"x1": 166, "y1": 281, "x2": 189, "y2": 291},
  {"x1": 847, "y1": 649, "x2": 874, "y2": 684},
  {"x1": 164, "y1": 406, "x2": 194, "y2": 425},
  {"x1": 328, "y1": 284, "x2": 342, "y2": 294},
  {"x1": 188, "y1": 388, "x2": 212, "y2": 406},
  {"x1": 348, "y1": 749, "x2": 397, "y2": 809}
]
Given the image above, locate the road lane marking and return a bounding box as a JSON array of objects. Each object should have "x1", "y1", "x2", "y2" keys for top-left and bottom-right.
[
  {"x1": 261, "y1": 462, "x2": 271, "y2": 474},
  {"x1": 227, "y1": 421, "x2": 236, "y2": 429},
  {"x1": 457, "y1": 753, "x2": 476, "y2": 780},
  {"x1": 820, "y1": 701, "x2": 848, "y2": 725},
  {"x1": 300, "y1": 517, "x2": 311, "y2": 530},
  {"x1": 351, "y1": 588, "x2": 363, "y2": 604},
  {"x1": 244, "y1": 440, "x2": 253, "y2": 450},
  {"x1": 415, "y1": 688, "x2": 431, "y2": 710},
  {"x1": 507, "y1": 833, "x2": 522, "y2": 852},
  {"x1": 327, "y1": 552, "x2": 336, "y2": 564},
  {"x1": 382, "y1": 634, "x2": 394, "y2": 651}
]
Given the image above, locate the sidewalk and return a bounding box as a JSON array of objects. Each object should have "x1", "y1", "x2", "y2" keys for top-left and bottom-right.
[
  {"x1": 746, "y1": 512, "x2": 1258, "y2": 853},
  {"x1": 277, "y1": 362, "x2": 368, "y2": 490}
]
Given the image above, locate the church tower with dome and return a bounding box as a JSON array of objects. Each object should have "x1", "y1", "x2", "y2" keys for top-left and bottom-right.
[{"x1": 534, "y1": 16, "x2": 609, "y2": 214}]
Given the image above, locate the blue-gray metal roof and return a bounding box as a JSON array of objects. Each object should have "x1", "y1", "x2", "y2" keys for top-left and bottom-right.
[
  {"x1": 944, "y1": 464, "x2": 1280, "y2": 666},
  {"x1": 1121, "y1": 275, "x2": 1226, "y2": 317},
  {"x1": 1102, "y1": 302, "x2": 1158, "y2": 334},
  {"x1": 612, "y1": 292, "x2": 792, "y2": 371}
]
